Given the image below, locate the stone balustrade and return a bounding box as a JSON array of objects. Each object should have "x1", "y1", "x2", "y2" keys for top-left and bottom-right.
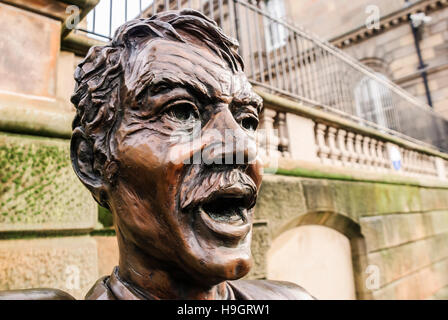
[
  {"x1": 256, "y1": 90, "x2": 448, "y2": 181},
  {"x1": 313, "y1": 122, "x2": 441, "y2": 178}
]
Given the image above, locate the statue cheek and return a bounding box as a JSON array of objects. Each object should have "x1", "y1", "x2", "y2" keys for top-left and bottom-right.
[
  {"x1": 164, "y1": 139, "x2": 202, "y2": 166},
  {"x1": 115, "y1": 130, "x2": 165, "y2": 165},
  {"x1": 248, "y1": 159, "x2": 264, "y2": 189}
]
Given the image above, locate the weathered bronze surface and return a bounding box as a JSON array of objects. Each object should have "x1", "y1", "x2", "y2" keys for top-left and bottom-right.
[
  {"x1": 2, "y1": 9, "x2": 313, "y2": 300},
  {"x1": 0, "y1": 288, "x2": 75, "y2": 300}
]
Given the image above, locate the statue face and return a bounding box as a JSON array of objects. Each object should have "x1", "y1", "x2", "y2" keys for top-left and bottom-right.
[{"x1": 107, "y1": 38, "x2": 263, "y2": 285}]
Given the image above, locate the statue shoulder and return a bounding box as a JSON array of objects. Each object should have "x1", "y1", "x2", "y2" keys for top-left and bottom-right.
[{"x1": 227, "y1": 279, "x2": 315, "y2": 300}]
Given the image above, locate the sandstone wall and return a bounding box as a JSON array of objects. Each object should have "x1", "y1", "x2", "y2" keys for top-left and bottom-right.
[{"x1": 256, "y1": 174, "x2": 448, "y2": 300}]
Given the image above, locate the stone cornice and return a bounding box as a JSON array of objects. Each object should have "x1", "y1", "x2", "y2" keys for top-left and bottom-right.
[{"x1": 331, "y1": 0, "x2": 448, "y2": 49}]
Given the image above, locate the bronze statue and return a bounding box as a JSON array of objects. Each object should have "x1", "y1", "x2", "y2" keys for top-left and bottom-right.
[{"x1": 2, "y1": 9, "x2": 313, "y2": 300}]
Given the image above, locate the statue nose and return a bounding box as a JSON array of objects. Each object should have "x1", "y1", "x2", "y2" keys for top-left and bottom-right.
[{"x1": 200, "y1": 108, "x2": 257, "y2": 165}]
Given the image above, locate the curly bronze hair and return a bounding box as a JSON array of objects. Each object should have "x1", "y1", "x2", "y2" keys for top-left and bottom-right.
[{"x1": 70, "y1": 9, "x2": 244, "y2": 207}]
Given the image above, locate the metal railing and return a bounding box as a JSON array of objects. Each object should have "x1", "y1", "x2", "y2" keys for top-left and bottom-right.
[{"x1": 75, "y1": 0, "x2": 448, "y2": 152}]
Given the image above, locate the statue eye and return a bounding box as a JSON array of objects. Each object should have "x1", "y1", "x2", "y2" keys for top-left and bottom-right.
[
  {"x1": 167, "y1": 102, "x2": 200, "y2": 122},
  {"x1": 241, "y1": 116, "x2": 258, "y2": 131}
]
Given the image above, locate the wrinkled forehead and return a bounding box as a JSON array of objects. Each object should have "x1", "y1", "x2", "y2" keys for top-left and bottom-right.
[{"x1": 124, "y1": 38, "x2": 261, "y2": 106}]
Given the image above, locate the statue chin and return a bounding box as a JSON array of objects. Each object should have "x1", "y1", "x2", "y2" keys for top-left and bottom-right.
[
  {"x1": 185, "y1": 254, "x2": 253, "y2": 287},
  {"x1": 173, "y1": 235, "x2": 253, "y2": 286}
]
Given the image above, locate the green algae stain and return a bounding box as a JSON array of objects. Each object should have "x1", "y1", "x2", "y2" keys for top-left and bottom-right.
[{"x1": 0, "y1": 132, "x2": 97, "y2": 229}]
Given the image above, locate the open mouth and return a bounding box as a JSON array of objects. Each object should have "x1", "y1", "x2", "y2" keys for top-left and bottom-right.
[
  {"x1": 193, "y1": 186, "x2": 255, "y2": 240},
  {"x1": 180, "y1": 168, "x2": 257, "y2": 241},
  {"x1": 201, "y1": 196, "x2": 247, "y2": 225}
]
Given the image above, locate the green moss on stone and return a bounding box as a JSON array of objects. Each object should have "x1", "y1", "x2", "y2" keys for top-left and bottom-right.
[
  {"x1": 269, "y1": 167, "x2": 448, "y2": 189},
  {"x1": 0, "y1": 132, "x2": 97, "y2": 231}
]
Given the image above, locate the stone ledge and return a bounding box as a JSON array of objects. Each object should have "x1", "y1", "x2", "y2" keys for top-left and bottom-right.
[
  {"x1": 0, "y1": 91, "x2": 73, "y2": 138},
  {"x1": 0, "y1": 132, "x2": 97, "y2": 232},
  {"x1": 419, "y1": 188, "x2": 448, "y2": 211},
  {"x1": 255, "y1": 175, "x2": 307, "y2": 238},
  {"x1": 272, "y1": 158, "x2": 448, "y2": 189}
]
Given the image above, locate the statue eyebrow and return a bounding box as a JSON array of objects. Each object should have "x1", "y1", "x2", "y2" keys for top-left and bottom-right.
[
  {"x1": 232, "y1": 93, "x2": 263, "y2": 113},
  {"x1": 146, "y1": 75, "x2": 212, "y2": 103},
  {"x1": 138, "y1": 74, "x2": 262, "y2": 112}
]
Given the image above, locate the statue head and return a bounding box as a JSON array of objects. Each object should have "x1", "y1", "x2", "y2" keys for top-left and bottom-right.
[{"x1": 70, "y1": 9, "x2": 263, "y2": 289}]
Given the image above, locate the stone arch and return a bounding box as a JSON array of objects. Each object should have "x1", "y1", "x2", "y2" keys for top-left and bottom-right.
[
  {"x1": 347, "y1": 44, "x2": 393, "y2": 71},
  {"x1": 358, "y1": 57, "x2": 393, "y2": 79},
  {"x1": 267, "y1": 210, "x2": 371, "y2": 300}
]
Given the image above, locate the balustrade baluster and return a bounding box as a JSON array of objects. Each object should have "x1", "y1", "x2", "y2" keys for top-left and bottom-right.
[
  {"x1": 362, "y1": 137, "x2": 372, "y2": 169},
  {"x1": 337, "y1": 129, "x2": 349, "y2": 167},
  {"x1": 316, "y1": 123, "x2": 330, "y2": 164},
  {"x1": 328, "y1": 127, "x2": 340, "y2": 166},
  {"x1": 346, "y1": 132, "x2": 357, "y2": 168},
  {"x1": 376, "y1": 141, "x2": 387, "y2": 171},
  {"x1": 275, "y1": 113, "x2": 290, "y2": 158},
  {"x1": 260, "y1": 109, "x2": 280, "y2": 159},
  {"x1": 355, "y1": 134, "x2": 364, "y2": 169},
  {"x1": 369, "y1": 138, "x2": 379, "y2": 170}
]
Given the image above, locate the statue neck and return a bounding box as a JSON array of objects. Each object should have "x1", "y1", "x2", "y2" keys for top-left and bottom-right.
[{"x1": 115, "y1": 231, "x2": 229, "y2": 300}]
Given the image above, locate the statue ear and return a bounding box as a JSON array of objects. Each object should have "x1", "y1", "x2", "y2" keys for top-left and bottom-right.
[{"x1": 70, "y1": 128, "x2": 108, "y2": 208}]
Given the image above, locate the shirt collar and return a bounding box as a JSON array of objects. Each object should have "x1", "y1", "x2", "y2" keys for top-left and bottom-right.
[
  {"x1": 107, "y1": 266, "x2": 235, "y2": 300},
  {"x1": 108, "y1": 267, "x2": 151, "y2": 300}
]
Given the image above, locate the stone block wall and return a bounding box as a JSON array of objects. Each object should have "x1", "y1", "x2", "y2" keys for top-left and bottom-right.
[
  {"x1": 0, "y1": 133, "x2": 97, "y2": 232},
  {"x1": 0, "y1": 236, "x2": 98, "y2": 299},
  {"x1": 253, "y1": 173, "x2": 448, "y2": 300},
  {"x1": 0, "y1": 132, "x2": 100, "y2": 298}
]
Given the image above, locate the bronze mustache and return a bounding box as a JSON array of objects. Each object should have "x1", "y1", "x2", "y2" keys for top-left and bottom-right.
[{"x1": 179, "y1": 166, "x2": 258, "y2": 211}]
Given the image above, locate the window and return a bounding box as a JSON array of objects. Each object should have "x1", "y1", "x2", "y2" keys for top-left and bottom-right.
[
  {"x1": 354, "y1": 73, "x2": 398, "y2": 130},
  {"x1": 263, "y1": 0, "x2": 287, "y2": 50}
]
